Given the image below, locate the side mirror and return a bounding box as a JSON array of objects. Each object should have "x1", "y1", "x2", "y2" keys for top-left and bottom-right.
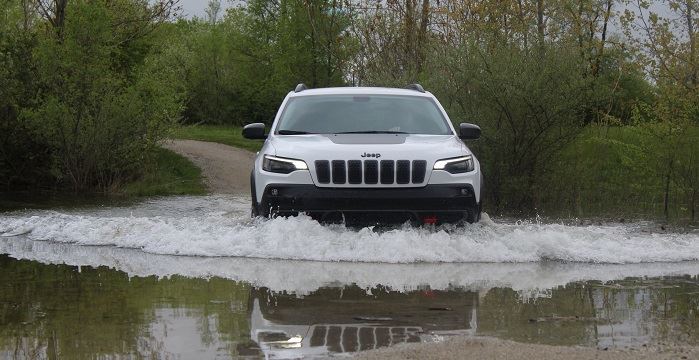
[
  {"x1": 458, "y1": 123, "x2": 481, "y2": 140},
  {"x1": 242, "y1": 123, "x2": 266, "y2": 139}
]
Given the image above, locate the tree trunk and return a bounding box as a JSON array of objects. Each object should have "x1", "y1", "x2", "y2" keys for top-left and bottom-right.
[
  {"x1": 692, "y1": 188, "x2": 696, "y2": 222},
  {"x1": 686, "y1": 0, "x2": 697, "y2": 86},
  {"x1": 663, "y1": 160, "x2": 673, "y2": 221},
  {"x1": 417, "y1": 0, "x2": 430, "y2": 73},
  {"x1": 307, "y1": 3, "x2": 318, "y2": 87},
  {"x1": 593, "y1": 0, "x2": 613, "y2": 77},
  {"x1": 55, "y1": 0, "x2": 68, "y2": 40},
  {"x1": 405, "y1": 0, "x2": 415, "y2": 74},
  {"x1": 22, "y1": 0, "x2": 31, "y2": 31},
  {"x1": 326, "y1": 0, "x2": 338, "y2": 84},
  {"x1": 517, "y1": 0, "x2": 528, "y2": 48},
  {"x1": 536, "y1": 0, "x2": 545, "y2": 44},
  {"x1": 35, "y1": 0, "x2": 68, "y2": 40}
]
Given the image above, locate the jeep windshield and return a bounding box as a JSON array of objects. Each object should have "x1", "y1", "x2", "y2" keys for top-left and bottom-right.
[{"x1": 275, "y1": 95, "x2": 453, "y2": 135}]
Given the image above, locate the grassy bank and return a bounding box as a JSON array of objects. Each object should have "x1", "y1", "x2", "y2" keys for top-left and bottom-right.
[
  {"x1": 539, "y1": 125, "x2": 699, "y2": 223},
  {"x1": 123, "y1": 147, "x2": 207, "y2": 197},
  {"x1": 171, "y1": 125, "x2": 263, "y2": 152},
  {"x1": 1, "y1": 148, "x2": 206, "y2": 211}
]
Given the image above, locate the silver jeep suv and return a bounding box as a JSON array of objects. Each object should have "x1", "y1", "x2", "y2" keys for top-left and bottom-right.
[{"x1": 243, "y1": 84, "x2": 482, "y2": 225}]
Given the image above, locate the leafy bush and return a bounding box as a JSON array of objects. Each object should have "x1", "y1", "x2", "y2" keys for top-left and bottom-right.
[
  {"x1": 165, "y1": 0, "x2": 354, "y2": 126},
  {"x1": 1, "y1": 0, "x2": 181, "y2": 192},
  {"x1": 0, "y1": 9, "x2": 50, "y2": 190},
  {"x1": 430, "y1": 44, "x2": 598, "y2": 211}
]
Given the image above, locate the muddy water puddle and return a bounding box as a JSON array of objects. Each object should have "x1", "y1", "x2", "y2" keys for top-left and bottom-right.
[
  {"x1": 2, "y1": 195, "x2": 699, "y2": 358},
  {"x1": 1, "y1": 253, "x2": 699, "y2": 359}
]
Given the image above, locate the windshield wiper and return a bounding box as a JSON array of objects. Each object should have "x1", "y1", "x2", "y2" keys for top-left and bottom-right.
[
  {"x1": 335, "y1": 130, "x2": 408, "y2": 134},
  {"x1": 278, "y1": 130, "x2": 316, "y2": 135}
]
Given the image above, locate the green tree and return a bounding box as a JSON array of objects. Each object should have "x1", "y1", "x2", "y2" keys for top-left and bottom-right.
[
  {"x1": 0, "y1": 0, "x2": 51, "y2": 190},
  {"x1": 436, "y1": 43, "x2": 597, "y2": 211},
  {"x1": 620, "y1": 0, "x2": 699, "y2": 221},
  {"x1": 234, "y1": 0, "x2": 354, "y2": 123},
  {"x1": 1, "y1": 0, "x2": 182, "y2": 192},
  {"x1": 23, "y1": 1, "x2": 182, "y2": 191}
]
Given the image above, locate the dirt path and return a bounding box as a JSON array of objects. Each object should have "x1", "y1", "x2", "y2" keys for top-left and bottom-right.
[
  {"x1": 355, "y1": 336, "x2": 699, "y2": 360},
  {"x1": 162, "y1": 139, "x2": 255, "y2": 194}
]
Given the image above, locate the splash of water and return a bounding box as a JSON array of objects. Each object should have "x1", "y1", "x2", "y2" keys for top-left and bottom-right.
[
  {"x1": 1, "y1": 195, "x2": 698, "y2": 264},
  {"x1": 3, "y1": 237, "x2": 699, "y2": 298}
]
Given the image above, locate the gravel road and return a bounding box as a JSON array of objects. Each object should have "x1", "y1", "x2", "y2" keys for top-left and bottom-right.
[
  {"x1": 162, "y1": 139, "x2": 255, "y2": 194},
  {"x1": 355, "y1": 336, "x2": 699, "y2": 360}
]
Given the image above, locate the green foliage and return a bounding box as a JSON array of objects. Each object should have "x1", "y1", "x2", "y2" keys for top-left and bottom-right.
[
  {"x1": 123, "y1": 147, "x2": 206, "y2": 196},
  {"x1": 432, "y1": 43, "x2": 599, "y2": 211},
  {"x1": 348, "y1": 0, "x2": 674, "y2": 218},
  {"x1": 538, "y1": 124, "x2": 699, "y2": 221},
  {"x1": 0, "y1": 28, "x2": 49, "y2": 190},
  {"x1": 169, "y1": 19, "x2": 245, "y2": 125},
  {"x1": 25, "y1": 1, "x2": 182, "y2": 191},
  {"x1": 171, "y1": 125, "x2": 263, "y2": 153},
  {"x1": 164, "y1": 0, "x2": 354, "y2": 126},
  {"x1": 593, "y1": 50, "x2": 655, "y2": 125},
  {"x1": 1, "y1": 0, "x2": 182, "y2": 193}
]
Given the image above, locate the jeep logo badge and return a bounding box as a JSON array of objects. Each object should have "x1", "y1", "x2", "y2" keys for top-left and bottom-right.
[{"x1": 360, "y1": 152, "x2": 381, "y2": 158}]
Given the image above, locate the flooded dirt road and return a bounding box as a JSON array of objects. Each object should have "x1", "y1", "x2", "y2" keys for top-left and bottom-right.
[
  {"x1": 161, "y1": 140, "x2": 255, "y2": 194},
  {"x1": 1, "y1": 195, "x2": 699, "y2": 358}
]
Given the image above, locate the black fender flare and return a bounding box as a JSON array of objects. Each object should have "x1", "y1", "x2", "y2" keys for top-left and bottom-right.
[{"x1": 250, "y1": 169, "x2": 260, "y2": 217}]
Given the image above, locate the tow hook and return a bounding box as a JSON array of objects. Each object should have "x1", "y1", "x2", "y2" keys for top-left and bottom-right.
[{"x1": 422, "y1": 215, "x2": 438, "y2": 225}]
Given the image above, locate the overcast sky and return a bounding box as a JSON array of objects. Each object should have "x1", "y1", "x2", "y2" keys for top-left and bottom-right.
[
  {"x1": 178, "y1": 0, "x2": 233, "y2": 19},
  {"x1": 176, "y1": 0, "x2": 677, "y2": 38}
]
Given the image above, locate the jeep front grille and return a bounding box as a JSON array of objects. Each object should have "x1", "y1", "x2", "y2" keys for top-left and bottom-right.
[
  {"x1": 347, "y1": 160, "x2": 362, "y2": 184},
  {"x1": 314, "y1": 160, "x2": 427, "y2": 185},
  {"x1": 316, "y1": 161, "x2": 331, "y2": 183},
  {"x1": 396, "y1": 160, "x2": 410, "y2": 184},
  {"x1": 364, "y1": 160, "x2": 378, "y2": 184},
  {"x1": 331, "y1": 160, "x2": 346, "y2": 184},
  {"x1": 380, "y1": 160, "x2": 394, "y2": 184},
  {"x1": 308, "y1": 324, "x2": 422, "y2": 352},
  {"x1": 411, "y1": 160, "x2": 427, "y2": 183}
]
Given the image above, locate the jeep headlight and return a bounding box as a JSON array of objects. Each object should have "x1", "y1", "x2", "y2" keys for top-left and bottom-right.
[
  {"x1": 433, "y1": 156, "x2": 474, "y2": 174},
  {"x1": 262, "y1": 155, "x2": 308, "y2": 174}
]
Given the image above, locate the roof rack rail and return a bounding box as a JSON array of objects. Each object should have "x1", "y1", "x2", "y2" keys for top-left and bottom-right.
[
  {"x1": 405, "y1": 83, "x2": 425, "y2": 93},
  {"x1": 294, "y1": 83, "x2": 308, "y2": 92}
]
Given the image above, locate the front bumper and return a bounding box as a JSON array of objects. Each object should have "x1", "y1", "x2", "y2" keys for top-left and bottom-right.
[{"x1": 258, "y1": 184, "x2": 479, "y2": 224}]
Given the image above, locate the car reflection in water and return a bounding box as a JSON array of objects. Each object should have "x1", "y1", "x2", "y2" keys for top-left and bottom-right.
[{"x1": 249, "y1": 286, "x2": 479, "y2": 358}]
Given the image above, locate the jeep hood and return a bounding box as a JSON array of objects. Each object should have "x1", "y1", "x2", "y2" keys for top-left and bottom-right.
[{"x1": 268, "y1": 134, "x2": 469, "y2": 162}]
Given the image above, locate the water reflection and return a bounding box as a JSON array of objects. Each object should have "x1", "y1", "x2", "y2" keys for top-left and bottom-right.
[
  {"x1": 250, "y1": 287, "x2": 477, "y2": 358},
  {"x1": 1, "y1": 255, "x2": 699, "y2": 359},
  {"x1": 0, "y1": 256, "x2": 254, "y2": 359}
]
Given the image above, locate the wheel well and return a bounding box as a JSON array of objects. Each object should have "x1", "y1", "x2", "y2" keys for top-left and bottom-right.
[{"x1": 250, "y1": 169, "x2": 257, "y2": 205}]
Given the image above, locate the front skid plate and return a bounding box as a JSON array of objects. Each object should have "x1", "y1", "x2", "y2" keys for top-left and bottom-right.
[{"x1": 257, "y1": 184, "x2": 479, "y2": 224}]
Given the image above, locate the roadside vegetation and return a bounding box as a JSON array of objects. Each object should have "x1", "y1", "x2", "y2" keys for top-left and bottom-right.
[
  {"x1": 123, "y1": 148, "x2": 206, "y2": 197},
  {"x1": 171, "y1": 126, "x2": 263, "y2": 153},
  {"x1": 0, "y1": 0, "x2": 183, "y2": 195},
  {"x1": 1, "y1": 0, "x2": 697, "y2": 222}
]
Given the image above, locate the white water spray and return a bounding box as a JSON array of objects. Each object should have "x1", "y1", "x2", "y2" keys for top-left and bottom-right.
[{"x1": 1, "y1": 195, "x2": 698, "y2": 264}]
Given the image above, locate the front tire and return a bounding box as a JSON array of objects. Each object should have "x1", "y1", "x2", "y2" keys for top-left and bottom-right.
[
  {"x1": 250, "y1": 171, "x2": 261, "y2": 218},
  {"x1": 465, "y1": 203, "x2": 482, "y2": 223}
]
